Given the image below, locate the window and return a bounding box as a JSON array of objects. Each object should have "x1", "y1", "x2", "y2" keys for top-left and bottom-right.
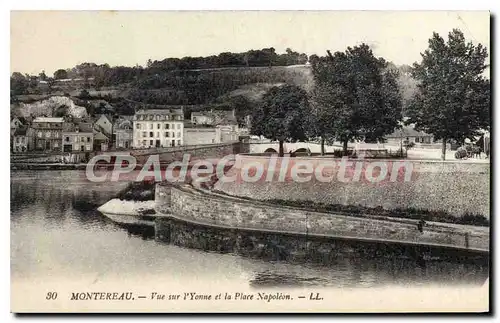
[
  {"x1": 177, "y1": 140, "x2": 181, "y2": 146},
  {"x1": 149, "y1": 124, "x2": 153, "y2": 130},
  {"x1": 192, "y1": 117, "x2": 197, "y2": 123},
  {"x1": 171, "y1": 132, "x2": 175, "y2": 138},
  {"x1": 38, "y1": 132, "x2": 42, "y2": 138},
  {"x1": 149, "y1": 140, "x2": 153, "y2": 146},
  {"x1": 157, "y1": 124, "x2": 160, "y2": 129},
  {"x1": 165, "y1": 132, "x2": 170, "y2": 137},
  {"x1": 16, "y1": 137, "x2": 20, "y2": 143},
  {"x1": 177, "y1": 124, "x2": 181, "y2": 129},
  {"x1": 87, "y1": 137, "x2": 91, "y2": 143},
  {"x1": 142, "y1": 131, "x2": 147, "y2": 138},
  {"x1": 80, "y1": 137, "x2": 85, "y2": 142},
  {"x1": 149, "y1": 132, "x2": 154, "y2": 137},
  {"x1": 46, "y1": 132, "x2": 51, "y2": 138},
  {"x1": 164, "y1": 124, "x2": 169, "y2": 129},
  {"x1": 136, "y1": 123, "x2": 141, "y2": 129},
  {"x1": 142, "y1": 140, "x2": 147, "y2": 146},
  {"x1": 65, "y1": 137, "x2": 70, "y2": 142},
  {"x1": 177, "y1": 132, "x2": 181, "y2": 138},
  {"x1": 156, "y1": 132, "x2": 160, "y2": 138}
]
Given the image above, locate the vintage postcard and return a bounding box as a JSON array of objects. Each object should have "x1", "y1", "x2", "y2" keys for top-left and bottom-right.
[{"x1": 10, "y1": 10, "x2": 490, "y2": 313}]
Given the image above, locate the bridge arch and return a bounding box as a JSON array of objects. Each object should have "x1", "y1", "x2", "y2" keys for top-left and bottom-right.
[{"x1": 264, "y1": 148, "x2": 278, "y2": 154}]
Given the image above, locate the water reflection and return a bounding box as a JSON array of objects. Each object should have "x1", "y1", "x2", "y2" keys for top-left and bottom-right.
[
  {"x1": 11, "y1": 170, "x2": 489, "y2": 288},
  {"x1": 159, "y1": 219, "x2": 489, "y2": 287}
]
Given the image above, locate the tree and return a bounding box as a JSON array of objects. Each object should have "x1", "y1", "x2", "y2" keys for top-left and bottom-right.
[
  {"x1": 406, "y1": 29, "x2": 490, "y2": 160},
  {"x1": 39, "y1": 70, "x2": 47, "y2": 81},
  {"x1": 251, "y1": 84, "x2": 309, "y2": 156},
  {"x1": 10, "y1": 72, "x2": 29, "y2": 95},
  {"x1": 78, "y1": 89, "x2": 91, "y2": 99},
  {"x1": 54, "y1": 69, "x2": 68, "y2": 80},
  {"x1": 310, "y1": 45, "x2": 403, "y2": 156}
]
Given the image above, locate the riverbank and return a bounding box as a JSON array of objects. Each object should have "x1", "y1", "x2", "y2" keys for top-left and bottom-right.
[{"x1": 97, "y1": 182, "x2": 489, "y2": 258}]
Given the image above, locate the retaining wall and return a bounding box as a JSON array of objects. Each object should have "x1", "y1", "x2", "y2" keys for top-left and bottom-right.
[
  {"x1": 214, "y1": 154, "x2": 490, "y2": 218},
  {"x1": 162, "y1": 185, "x2": 488, "y2": 252}
]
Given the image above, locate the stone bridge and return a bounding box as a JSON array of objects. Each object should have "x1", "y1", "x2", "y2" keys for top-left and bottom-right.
[{"x1": 249, "y1": 142, "x2": 341, "y2": 154}]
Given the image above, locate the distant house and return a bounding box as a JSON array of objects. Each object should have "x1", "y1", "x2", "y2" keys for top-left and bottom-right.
[
  {"x1": 32, "y1": 117, "x2": 64, "y2": 151},
  {"x1": 385, "y1": 126, "x2": 443, "y2": 149},
  {"x1": 93, "y1": 131, "x2": 110, "y2": 151},
  {"x1": 12, "y1": 126, "x2": 33, "y2": 152},
  {"x1": 10, "y1": 117, "x2": 27, "y2": 137},
  {"x1": 216, "y1": 124, "x2": 239, "y2": 142},
  {"x1": 62, "y1": 122, "x2": 94, "y2": 153},
  {"x1": 94, "y1": 115, "x2": 113, "y2": 138},
  {"x1": 191, "y1": 109, "x2": 236, "y2": 126},
  {"x1": 114, "y1": 118, "x2": 133, "y2": 149}
]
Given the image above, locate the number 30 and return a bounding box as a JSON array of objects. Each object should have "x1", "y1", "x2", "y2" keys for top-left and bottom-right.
[{"x1": 46, "y1": 292, "x2": 58, "y2": 300}]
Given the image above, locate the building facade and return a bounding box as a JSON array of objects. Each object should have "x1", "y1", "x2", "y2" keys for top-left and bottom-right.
[
  {"x1": 12, "y1": 127, "x2": 32, "y2": 153},
  {"x1": 32, "y1": 117, "x2": 64, "y2": 151},
  {"x1": 132, "y1": 108, "x2": 184, "y2": 148},
  {"x1": 114, "y1": 119, "x2": 133, "y2": 149},
  {"x1": 62, "y1": 123, "x2": 94, "y2": 152},
  {"x1": 183, "y1": 128, "x2": 218, "y2": 146}
]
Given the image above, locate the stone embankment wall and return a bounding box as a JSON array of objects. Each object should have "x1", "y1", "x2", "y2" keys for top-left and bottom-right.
[
  {"x1": 158, "y1": 184, "x2": 488, "y2": 252},
  {"x1": 214, "y1": 154, "x2": 490, "y2": 219}
]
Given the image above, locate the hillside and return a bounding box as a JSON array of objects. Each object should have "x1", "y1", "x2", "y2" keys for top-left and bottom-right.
[
  {"x1": 11, "y1": 96, "x2": 88, "y2": 119},
  {"x1": 10, "y1": 63, "x2": 417, "y2": 122}
]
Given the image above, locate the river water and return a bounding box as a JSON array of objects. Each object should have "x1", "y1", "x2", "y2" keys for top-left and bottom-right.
[{"x1": 11, "y1": 170, "x2": 488, "y2": 289}]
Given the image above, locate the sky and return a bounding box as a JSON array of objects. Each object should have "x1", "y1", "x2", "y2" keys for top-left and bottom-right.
[{"x1": 10, "y1": 11, "x2": 490, "y2": 75}]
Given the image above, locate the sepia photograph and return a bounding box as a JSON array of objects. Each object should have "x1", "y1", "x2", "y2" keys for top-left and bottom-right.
[{"x1": 9, "y1": 9, "x2": 491, "y2": 313}]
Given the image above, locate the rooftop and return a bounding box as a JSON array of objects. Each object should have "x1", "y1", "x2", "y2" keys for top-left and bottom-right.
[
  {"x1": 386, "y1": 126, "x2": 431, "y2": 138},
  {"x1": 63, "y1": 122, "x2": 94, "y2": 133},
  {"x1": 135, "y1": 108, "x2": 184, "y2": 116}
]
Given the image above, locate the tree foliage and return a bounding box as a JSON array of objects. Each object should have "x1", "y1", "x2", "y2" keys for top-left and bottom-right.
[
  {"x1": 251, "y1": 84, "x2": 309, "y2": 156},
  {"x1": 310, "y1": 44, "x2": 403, "y2": 154},
  {"x1": 406, "y1": 29, "x2": 490, "y2": 159},
  {"x1": 53, "y1": 69, "x2": 68, "y2": 80}
]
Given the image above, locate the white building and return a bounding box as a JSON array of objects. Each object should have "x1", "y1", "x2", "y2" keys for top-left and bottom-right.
[{"x1": 133, "y1": 108, "x2": 184, "y2": 148}]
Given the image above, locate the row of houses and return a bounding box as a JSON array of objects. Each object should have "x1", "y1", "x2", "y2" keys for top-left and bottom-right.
[
  {"x1": 10, "y1": 115, "x2": 114, "y2": 153},
  {"x1": 11, "y1": 107, "x2": 248, "y2": 153}
]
